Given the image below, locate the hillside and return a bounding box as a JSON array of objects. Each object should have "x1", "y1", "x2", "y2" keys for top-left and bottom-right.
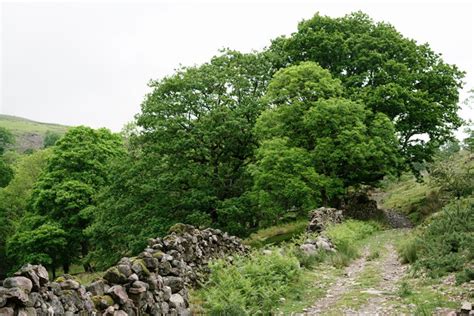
[{"x1": 0, "y1": 114, "x2": 70, "y2": 152}]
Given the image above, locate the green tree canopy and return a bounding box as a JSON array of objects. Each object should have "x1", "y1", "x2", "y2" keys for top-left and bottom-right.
[
  {"x1": 43, "y1": 130, "x2": 62, "y2": 148},
  {"x1": 0, "y1": 149, "x2": 51, "y2": 277},
  {"x1": 270, "y1": 12, "x2": 464, "y2": 169},
  {"x1": 28, "y1": 126, "x2": 125, "y2": 272},
  {"x1": 0, "y1": 148, "x2": 51, "y2": 218},
  {"x1": 88, "y1": 50, "x2": 276, "y2": 266},
  {"x1": 0, "y1": 127, "x2": 14, "y2": 155},
  {"x1": 253, "y1": 62, "x2": 400, "y2": 213},
  {"x1": 0, "y1": 127, "x2": 14, "y2": 188},
  {"x1": 6, "y1": 215, "x2": 67, "y2": 278}
]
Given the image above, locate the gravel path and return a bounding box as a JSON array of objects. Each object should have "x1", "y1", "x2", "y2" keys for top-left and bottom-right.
[
  {"x1": 299, "y1": 231, "x2": 409, "y2": 315},
  {"x1": 344, "y1": 243, "x2": 408, "y2": 315},
  {"x1": 299, "y1": 247, "x2": 371, "y2": 315}
]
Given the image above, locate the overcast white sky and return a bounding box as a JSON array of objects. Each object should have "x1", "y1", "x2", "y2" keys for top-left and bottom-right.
[{"x1": 1, "y1": 0, "x2": 473, "y2": 131}]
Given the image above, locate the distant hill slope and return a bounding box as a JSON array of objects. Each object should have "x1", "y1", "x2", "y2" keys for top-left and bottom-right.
[{"x1": 0, "y1": 114, "x2": 70, "y2": 152}]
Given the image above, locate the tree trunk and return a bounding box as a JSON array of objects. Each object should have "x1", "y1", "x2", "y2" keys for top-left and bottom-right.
[
  {"x1": 81, "y1": 241, "x2": 93, "y2": 272},
  {"x1": 62, "y1": 262, "x2": 69, "y2": 274}
]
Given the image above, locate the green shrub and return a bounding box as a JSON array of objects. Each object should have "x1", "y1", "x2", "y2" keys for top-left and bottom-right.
[
  {"x1": 412, "y1": 198, "x2": 474, "y2": 280},
  {"x1": 455, "y1": 268, "x2": 474, "y2": 285},
  {"x1": 200, "y1": 249, "x2": 302, "y2": 315}
]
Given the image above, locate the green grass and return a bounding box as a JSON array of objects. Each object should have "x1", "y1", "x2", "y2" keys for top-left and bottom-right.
[
  {"x1": 53, "y1": 264, "x2": 104, "y2": 285},
  {"x1": 243, "y1": 220, "x2": 307, "y2": 248},
  {"x1": 381, "y1": 173, "x2": 442, "y2": 224},
  {"x1": 387, "y1": 277, "x2": 461, "y2": 315},
  {"x1": 0, "y1": 114, "x2": 69, "y2": 136},
  {"x1": 325, "y1": 220, "x2": 381, "y2": 267},
  {"x1": 0, "y1": 114, "x2": 69, "y2": 151}
]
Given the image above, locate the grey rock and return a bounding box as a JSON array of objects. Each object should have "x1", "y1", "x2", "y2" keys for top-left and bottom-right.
[
  {"x1": 169, "y1": 294, "x2": 185, "y2": 309},
  {"x1": 86, "y1": 279, "x2": 106, "y2": 296},
  {"x1": 307, "y1": 207, "x2": 343, "y2": 233},
  {"x1": 161, "y1": 302, "x2": 169, "y2": 315},
  {"x1": 117, "y1": 264, "x2": 132, "y2": 278},
  {"x1": 107, "y1": 285, "x2": 129, "y2": 305},
  {"x1": 0, "y1": 286, "x2": 29, "y2": 305},
  {"x1": 59, "y1": 279, "x2": 80, "y2": 290},
  {"x1": 162, "y1": 286, "x2": 172, "y2": 301},
  {"x1": 17, "y1": 307, "x2": 37, "y2": 316},
  {"x1": 163, "y1": 277, "x2": 184, "y2": 293},
  {"x1": 3, "y1": 276, "x2": 33, "y2": 294},
  {"x1": 0, "y1": 307, "x2": 14, "y2": 316},
  {"x1": 300, "y1": 243, "x2": 317, "y2": 255},
  {"x1": 461, "y1": 301, "x2": 472, "y2": 311},
  {"x1": 103, "y1": 267, "x2": 128, "y2": 284},
  {"x1": 158, "y1": 261, "x2": 172, "y2": 276},
  {"x1": 128, "y1": 274, "x2": 139, "y2": 282}
]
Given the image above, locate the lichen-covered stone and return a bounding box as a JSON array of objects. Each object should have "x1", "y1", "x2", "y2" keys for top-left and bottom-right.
[
  {"x1": 103, "y1": 267, "x2": 128, "y2": 284},
  {"x1": 91, "y1": 295, "x2": 114, "y2": 309}
]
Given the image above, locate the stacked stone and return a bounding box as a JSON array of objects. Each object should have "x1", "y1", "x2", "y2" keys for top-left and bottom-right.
[
  {"x1": 0, "y1": 224, "x2": 248, "y2": 316},
  {"x1": 0, "y1": 264, "x2": 94, "y2": 315},
  {"x1": 306, "y1": 207, "x2": 343, "y2": 233}
]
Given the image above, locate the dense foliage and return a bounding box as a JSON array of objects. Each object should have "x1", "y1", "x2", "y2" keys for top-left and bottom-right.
[
  {"x1": 270, "y1": 12, "x2": 464, "y2": 170},
  {"x1": 252, "y1": 62, "x2": 400, "y2": 218},
  {"x1": 200, "y1": 249, "x2": 301, "y2": 315},
  {"x1": 5, "y1": 126, "x2": 125, "y2": 274}
]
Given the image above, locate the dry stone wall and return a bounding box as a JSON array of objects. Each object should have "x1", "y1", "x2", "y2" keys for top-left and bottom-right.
[{"x1": 0, "y1": 224, "x2": 248, "y2": 315}]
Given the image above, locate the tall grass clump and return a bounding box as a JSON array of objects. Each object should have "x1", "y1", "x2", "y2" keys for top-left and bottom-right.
[
  {"x1": 397, "y1": 234, "x2": 420, "y2": 264},
  {"x1": 200, "y1": 249, "x2": 302, "y2": 315},
  {"x1": 325, "y1": 220, "x2": 380, "y2": 267}
]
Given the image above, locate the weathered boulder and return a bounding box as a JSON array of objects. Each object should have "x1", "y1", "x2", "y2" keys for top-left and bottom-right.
[
  {"x1": 13, "y1": 265, "x2": 48, "y2": 291},
  {"x1": 299, "y1": 243, "x2": 317, "y2": 255},
  {"x1": 0, "y1": 287, "x2": 29, "y2": 305}
]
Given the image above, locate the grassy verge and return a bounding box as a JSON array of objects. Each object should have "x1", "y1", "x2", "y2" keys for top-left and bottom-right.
[
  {"x1": 381, "y1": 174, "x2": 442, "y2": 224},
  {"x1": 192, "y1": 219, "x2": 381, "y2": 314},
  {"x1": 243, "y1": 220, "x2": 307, "y2": 248},
  {"x1": 324, "y1": 220, "x2": 381, "y2": 268},
  {"x1": 54, "y1": 264, "x2": 104, "y2": 285}
]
